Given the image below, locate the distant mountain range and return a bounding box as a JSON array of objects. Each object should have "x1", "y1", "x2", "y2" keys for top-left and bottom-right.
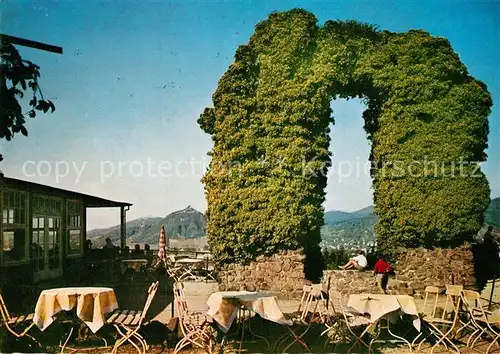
[
  {"x1": 321, "y1": 206, "x2": 378, "y2": 246},
  {"x1": 88, "y1": 198, "x2": 499, "y2": 248},
  {"x1": 87, "y1": 205, "x2": 205, "y2": 248},
  {"x1": 321, "y1": 197, "x2": 500, "y2": 246},
  {"x1": 324, "y1": 205, "x2": 375, "y2": 225}
]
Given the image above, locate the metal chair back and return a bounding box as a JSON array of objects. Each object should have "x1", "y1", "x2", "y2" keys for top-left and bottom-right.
[
  {"x1": 173, "y1": 282, "x2": 189, "y2": 318},
  {"x1": 421, "y1": 286, "x2": 440, "y2": 319},
  {"x1": 139, "y1": 281, "x2": 159, "y2": 324},
  {"x1": 0, "y1": 292, "x2": 12, "y2": 322}
]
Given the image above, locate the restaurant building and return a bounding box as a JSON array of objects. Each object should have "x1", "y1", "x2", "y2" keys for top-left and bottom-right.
[{"x1": 0, "y1": 174, "x2": 131, "y2": 283}]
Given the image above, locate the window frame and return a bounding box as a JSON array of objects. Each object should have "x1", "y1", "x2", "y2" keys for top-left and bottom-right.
[
  {"x1": 66, "y1": 199, "x2": 83, "y2": 256},
  {"x1": 30, "y1": 195, "x2": 63, "y2": 270},
  {"x1": 2, "y1": 189, "x2": 29, "y2": 265},
  {"x1": 32, "y1": 194, "x2": 63, "y2": 216}
]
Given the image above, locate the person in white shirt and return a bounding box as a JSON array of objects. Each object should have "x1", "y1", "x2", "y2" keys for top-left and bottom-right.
[{"x1": 340, "y1": 250, "x2": 368, "y2": 270}]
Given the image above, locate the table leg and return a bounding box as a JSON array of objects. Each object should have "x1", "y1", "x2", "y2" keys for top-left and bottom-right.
[
  {"x1": 239, "y1": 312, "x2": 246, "y2": 353},
  {"x1": 245, "y1": 311, "x2": 270, "y2": 351},
  {"x1": 59, "y1": 322, "x2": 110, "y2": 353},
  {"x1": 60, "y1": 326, "x2": 74, "y2": 354},
  {"x1": 386, "y1": 321, "x2": 412, "y2": 352},
  {"x1": 368, "y1": 316, "x2": 413, "y2": 353}
]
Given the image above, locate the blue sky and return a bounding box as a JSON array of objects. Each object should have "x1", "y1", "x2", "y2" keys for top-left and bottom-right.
[{"x1": 1, "y1": 0, "x2": 499, "y2": 229}]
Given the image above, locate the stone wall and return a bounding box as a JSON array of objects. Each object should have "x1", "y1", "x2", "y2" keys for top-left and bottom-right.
[
  {"x1": 323, "y1": 270, "x2": 412, "y2": 297},
  {"x1": 217, "y1": 245, "x2": 477, "y2": 299},
  {"x1": 324, "y1": 245, "x2": 476, "y2": 297},
  {"x1": 324, "y1": 270, "x2": 379, "y2": 295},
  {"x1": 394, "y1": 245, "x2": 476, "y2": 292},
  {"x1": 218, "y1": 250, "x2": 306, "y2": 299}
]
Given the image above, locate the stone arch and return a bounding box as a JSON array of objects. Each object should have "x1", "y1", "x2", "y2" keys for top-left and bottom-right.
[{"x1": 198, "y1": 9, "x2": 492, "y2": 281}]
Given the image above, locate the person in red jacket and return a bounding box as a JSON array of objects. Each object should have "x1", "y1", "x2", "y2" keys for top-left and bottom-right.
[{"x1": 373, "y1": 255, "x2": 393, "y2": 294}]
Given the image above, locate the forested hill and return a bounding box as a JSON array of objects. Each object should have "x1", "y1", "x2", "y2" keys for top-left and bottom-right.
[
  {"x1": 322, "y1": 198, "x2": 500, "y2": 246},
  {"x1": 87, "y1": 205, "x2": 205, "y2": 247}
]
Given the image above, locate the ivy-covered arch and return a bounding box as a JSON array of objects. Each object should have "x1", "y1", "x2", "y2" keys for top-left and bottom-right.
[{"x1": 198, "y1": 9, "x2": 492, "y2": 280}]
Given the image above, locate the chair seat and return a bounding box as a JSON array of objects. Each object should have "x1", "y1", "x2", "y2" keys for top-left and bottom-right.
[
  {"x1": 107, "y1": 309, "x2": 143, "y2": 326},
  {"x1": 183, "y1": 312, "x2": 212, "y2": 326},
  {"x1": 7, "y1": 313, "x2": 35, "y2": 325},
  {"x1": 422, "y1": 315, "x2": 453, "y2": 325},
  {"x1": 346, "y1": 315, "x2": 371, "y2": 327},
  {"x1": 283, "y1": 311, "x2": 308, "y2": 325},
  {"x1": 476, "y1": 314, "x2": 500, "y2": 325}
]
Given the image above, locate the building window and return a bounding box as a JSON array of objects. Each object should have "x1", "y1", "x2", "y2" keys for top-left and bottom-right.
[
  {"x1": 68, "y1": 215, "x2": 81, "y2": 228},
  {"x1": 2, "y1": 189, "x2": 28, "y2": 263},
  {"x1": 33, "y1": 195, "x2": 62, "y2": 215},
  {"x1": 32, "y1": 216, "x2": 45, "y2": 271},
  {"x1": 67, "y1": 200, "x2": 83, "y2": 255},
  {"x1": 68, "y1": 230, "x2": 81, "y2": 255},
  {"x1": 2, "y1": 190, "x2": 27, "y2": 226},
  {"x1": 3, "y1": 229, "x2": 27, "y2": 262}
]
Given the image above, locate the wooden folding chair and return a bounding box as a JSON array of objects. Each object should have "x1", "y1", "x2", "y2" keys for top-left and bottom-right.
[
  {"x1": 0, "y1": 291, "x2": 40, "y2": 347},
  {"x1": 273, "y1": 284, "x2": 322, "y2": 353},
  {"x1": 173, "y1": 282, "x2": 214, "y2": 354},
  {"x1": 321, "y1": 291, "x2": 371, "y2": 354},
  {"x1": 461, "y1": 289, "x2": 500, "y2": 353},
  {"x1": 413, "y1": 285, "x2": 462, "y2": 353},
  {"x1": 107, "y1": 281, "x2": 159, "y2": 354},
  {"x1": 166, "y1": 256, "x2": 182, "y2": 282},
  {"x1": 412, "y1": 286, "x2": 440, "y2": 350}
]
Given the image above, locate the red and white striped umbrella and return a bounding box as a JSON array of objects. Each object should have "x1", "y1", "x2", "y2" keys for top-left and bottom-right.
[{"x1": 157, "y1": 225, "x2": 166, "y2": 262}]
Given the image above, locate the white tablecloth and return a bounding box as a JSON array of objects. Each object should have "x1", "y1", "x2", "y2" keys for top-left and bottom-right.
[
  {"x1": 207, "y1": 291, "x2": 292, "y2": 333},
  {"x1": 175, "y1": 258, "x2": 204, "y2": 265},
  {"x1": 347, "y1": 294, "x2": 420, "y2": 331},
  {"x1": 33, "y1": 287, "x2": 118, "y2": 333}
]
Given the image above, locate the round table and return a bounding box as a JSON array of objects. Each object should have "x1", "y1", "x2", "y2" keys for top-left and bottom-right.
[
  {"x1": 175, "y1": 258, "x2": 205, "y2": 264},
  {"x1": 207, "y1": 291, "x2": 292, "y2": 351},
  {"x1": 175, "y1": 258, "x2": 205, "y2": 281},
  {"x1": 33, "y1": 287, "x2": 118, "y2": 333}
]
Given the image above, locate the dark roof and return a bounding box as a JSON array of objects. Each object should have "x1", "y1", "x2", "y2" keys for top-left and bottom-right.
[{"x1": 1, "y1": 176, "x2": 132, "y2": 208}]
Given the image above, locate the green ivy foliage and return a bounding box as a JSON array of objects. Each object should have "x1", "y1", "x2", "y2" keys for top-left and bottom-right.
[{"x1": 199, "y1": 9, "x2": 492, "y2": 279}]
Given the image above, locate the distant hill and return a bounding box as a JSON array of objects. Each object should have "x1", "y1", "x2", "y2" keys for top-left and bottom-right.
[
  {"x1": 87, "y1": 206, "x2": 206, "y2": 248},
  {"x1": 88, "y1": 199, "x2": 498, "y2": 248},
  {"x1": 324, "y1": 210, "x2": 351, "y2": 225},
  {"x1": 321, "y1": 198, "x2": 499, "y2": 246},
  {"x1": 87, "y1": 217, "x2": 163, "y2": 248},
  {"x1": 154, "y1": 205, "x2": 206, "y2": 241},
  {"x1": 485, "y1": 197, "x2": 500, "y2": 228},
  {"x1": 321, "y1": 205, "x2": 377, "y2": 247}
]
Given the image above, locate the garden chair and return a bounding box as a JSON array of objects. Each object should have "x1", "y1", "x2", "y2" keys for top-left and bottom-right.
[
  {"x1": 303, "y1": 284, "x2": 329, "y2": 322},
  {"x1": 461, "y1": 289, "x2": 500, "y2": 353},
  {"x1": 413, "y1": 285, "x2": 462, "y2": 353},
  {"x1": 321, "y1": 290, "x2": 371, "y2": 354},
  {"x1": 166, "y1": 255, "x2": 182, "y2": 282},
  {"x1": 107, "y1": 281, "x2": 159, "y2": 354},
  {"x1": 173, "y1": 282, "x2": 214, "y2": 354},
  {"x1": 273, "y1": 284, "x2": 323, "y2": 353},
  {"x1": 0, "y1": 291, "x2": 40, "y2": 347}
]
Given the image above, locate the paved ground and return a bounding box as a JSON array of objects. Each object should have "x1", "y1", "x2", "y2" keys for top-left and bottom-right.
[
  {"x1": 144, "y1": 278, "x2": 500, "y2": 353},
  {"x1": 19, "y1": 278, "x2": 497, "y2": 353},
  {"x1": 152, "y1": 281, "x2": 302, "y2": 324},
  {"x1": 152, "y1": 278, "x2": 500, "y2": 324}
]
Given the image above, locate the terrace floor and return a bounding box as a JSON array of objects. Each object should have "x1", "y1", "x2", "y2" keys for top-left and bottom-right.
[{"x1": 2, "y1": 276, "x2": 500, "y2": 353}]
